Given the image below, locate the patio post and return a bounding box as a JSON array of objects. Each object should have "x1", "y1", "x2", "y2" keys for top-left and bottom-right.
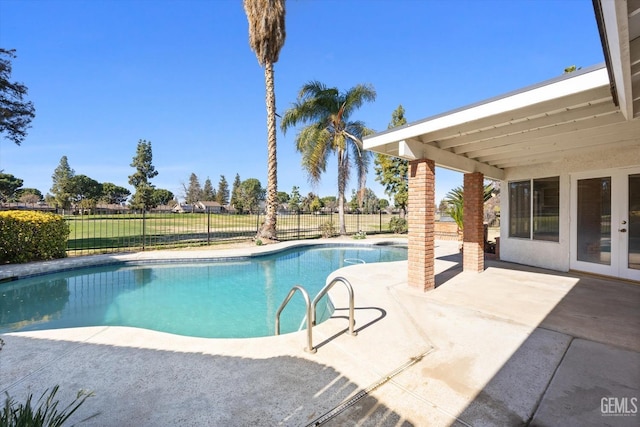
[
  {"x1": 463, "y1": 172, "x2": 485, "y2": 272},
  {"x1": 408, "y1": 159, "x2": 436, "y2": 291}
]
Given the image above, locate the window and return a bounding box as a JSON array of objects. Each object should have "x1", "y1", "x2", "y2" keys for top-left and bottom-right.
[
  {"x1": 533, "y1": 177, "x2": 560, "y2": 242},
  {"x1": 509, "y1": 177, "x2": 559, "y2": 241},
  {"x1": 509, "y1": 181, "x2": 530, "y2": 238}
]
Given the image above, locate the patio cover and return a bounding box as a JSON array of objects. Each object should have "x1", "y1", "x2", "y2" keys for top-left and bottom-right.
[{"x1": 363, "y1": 0, "x2": 640, "y2": 174}]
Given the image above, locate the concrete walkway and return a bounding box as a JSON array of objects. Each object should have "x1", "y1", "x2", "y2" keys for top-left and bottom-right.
[{"x1": 0, "y1": 239, "x2": 638, "y2": 426}]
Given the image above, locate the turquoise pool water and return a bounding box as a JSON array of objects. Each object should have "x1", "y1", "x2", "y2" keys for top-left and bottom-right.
[{"x1": 0, "y1": 245, "x2": 407, "y2": 338}]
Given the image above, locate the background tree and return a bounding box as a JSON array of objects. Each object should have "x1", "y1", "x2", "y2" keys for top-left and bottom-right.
[
  {"x1": 378, "y1": 198, "x2": 390, "y2": 211},
  {"x1": 348, "y1": 189, "x2": 360, "y2": 213},
  {"x1": 44, "y1": 193, "x2": 55, "y2": 206},
  {"x1": 301, "y1": 192, "x2": 317, "y2": 212},
  {"x1": 563, "y1": 65, "x2": 581, "y2": 74},
  {"x1": 184, "y1": 173, "x2": 202, "y2": 204},
  {"x1": 237, "y1": 178, "x2": 265, "y2": 214},
  {"x1": 281, "y1": 81, "x2": 376, "y2": 234},
  {"x1": 101, "y1": 182, "x2": 131, "y2": 205},
  {"x1": 374, "y1": 105, "x2": 409, "y2": 218},
  {"x1": 50, "y1": 155, "x2": 75, "y2": 210},
  {"x1": 216, "y1": 175, "x2": 230, "y2": 206},
  {"x1": 0, "y1": 173, "x2": 23, "y2": 202},
  {"x1": 0, "y1": 49, "x2": 35, "y2": 146},
  {"x1": 128, "y1": 139, "x2": 158, "y2": 210},
  {"x1": 69, "y1": 174, "x2": 102, "y2": 211},
  {"x1": 361, "y1": 188, "x2": 379, "y2": 213},
  {"x1": 277, "y1": 191, "x2": 290, "y2": 204},
  {"x1": 288, "y1": 185, "x2": 301, "y2": 212},
  {"x1": 202, "y1": 177, "x2": 216, "y2": 201},
  {"x1": 348, "y1": 189, "x2": 378, "y2": 213},
  {"x1": 321, "y1": 196, "x2": 337, "y2": 212},
  {"x1": 437, "y1": 198, "x2": 449, "y2": 215},
  {"x1": 230, "y1": 173, "x2": 242, "y2": 212},
  {"x1": 18, "y1": 189, "x2": 42, "y2": 205},
  {"x1": 484, "y1": 181, "x2": 500, "y2": 226},
  {"x1": 152, "y1": 188, "x2": 175, "y2": 206},
  {"x1": 309, "y1": 196, "x2": 323, "y2": 213},
  {"x1": 244, "y1": 0, "x2": 286, "y2": 241}
]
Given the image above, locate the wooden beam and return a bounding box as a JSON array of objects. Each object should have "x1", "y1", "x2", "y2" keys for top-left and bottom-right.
[
  {"x1": 398, "y1": 140, "x2": 422, "y2": 160},
  {"x1": 417, "y1": 141, "x2": 505, "y2": 179}
]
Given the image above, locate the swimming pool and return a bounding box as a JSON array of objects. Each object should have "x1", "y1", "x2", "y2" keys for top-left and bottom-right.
[{"x1": 0, "y1": 244, "x2": 407, "y2": 338}]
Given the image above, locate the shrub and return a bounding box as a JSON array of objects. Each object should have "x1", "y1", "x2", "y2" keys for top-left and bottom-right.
[
  {"x1": 352, "y1": 230, "x2": 366, "y2": 240},
  {"x1": 0, "y1": 210, "x2": 70, "y2": 264},
  {"x1": 389, "y1": 217, "x2": 408, "y2": 234},
  {"x1": 1, "y1": 385, "x2": 93, "y2": 427},
  {"x1": 319, "y1": 221, "x2": 336, "y2": 238}
]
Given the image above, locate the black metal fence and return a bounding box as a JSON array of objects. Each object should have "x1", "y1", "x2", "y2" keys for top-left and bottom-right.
[{"x1": 64, "y1": 210, "x2": 404, "y2": 255}]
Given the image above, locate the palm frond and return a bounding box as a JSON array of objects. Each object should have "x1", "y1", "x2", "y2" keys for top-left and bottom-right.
[
  {"x1": 349, "y1": 139, "x2": 371, "y2": 192},
  {"x1": 281, "y1": 83, "x2": 337, "y2": 134},
  {"x1": 345, "y1": 120, "x2": 375, "y2": 139},
  {"x1": 296, "y1": 125, "x2": 331, "y2": 183},
  {"x1": 243, "y1": 0, "x2": 286, "y2": 66},
  {"x1": 342, "y1": 84, "x2": 376, "y2": 120}
]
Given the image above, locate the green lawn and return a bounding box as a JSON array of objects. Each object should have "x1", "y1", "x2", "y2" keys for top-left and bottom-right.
[{"x1": 64, "y1": 212, "x2": 400, "y2": 253}]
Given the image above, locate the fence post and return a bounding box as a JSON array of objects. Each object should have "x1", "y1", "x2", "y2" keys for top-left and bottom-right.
[
  {"x1": 142, "y1": 210, "x2": 146, "y2": 251},
  {"x1": 207, "y1": 209, "x2": 211, "y2": 244},
  {"x1": 379, "y1": 210, "x2": 382, "y2": 232},
  {"x1": 297, "y1": 211, "x2": 301, "y2": 240},
  {"x1": 256, "y1": 211, "x2": 260, "y2": 233}
]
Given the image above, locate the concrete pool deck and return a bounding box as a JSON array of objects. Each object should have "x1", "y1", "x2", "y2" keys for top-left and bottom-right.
[{"x1": 0, "y1": 238, "x2": 638, "y2": 426}]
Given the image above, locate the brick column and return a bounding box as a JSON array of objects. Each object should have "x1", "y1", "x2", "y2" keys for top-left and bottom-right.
[
  {"x1": 408, "y1": 159, "x2": 435, "y2": 291},
  {"x1": 463, "y1": 172, "x2": 484, "y2": 272}
]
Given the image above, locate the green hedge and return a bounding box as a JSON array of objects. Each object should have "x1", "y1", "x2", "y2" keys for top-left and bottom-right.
[
  {"x1": 0, "y1": 210, "x2": 70, "y2": 264},
  {"x1": 389, "y1": 217, "x2": 408, "y2": 234}
]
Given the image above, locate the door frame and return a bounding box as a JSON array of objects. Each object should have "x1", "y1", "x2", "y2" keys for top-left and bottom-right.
[{"x1": 570, "y1": 166, "x2": 640, "y2": 281}]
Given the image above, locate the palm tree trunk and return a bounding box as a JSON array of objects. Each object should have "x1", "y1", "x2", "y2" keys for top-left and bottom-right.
[
  {"x1": 259, "y1": 61, "x2": 278, "y2": 240},
  {"x1": 337, "y1": 149, "x2": 347, "y2": 235}
]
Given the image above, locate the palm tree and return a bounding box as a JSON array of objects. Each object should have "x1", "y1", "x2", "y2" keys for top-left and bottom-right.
[
  {"x1": 280, "y1": 81, "x2": 376, "y2": 235},
  {"x1": 444, "y1": 183, "x2": 496, "y2": 232},
  {"x1": 243, "y1": 0, "x2": 286, "y2": 241}
]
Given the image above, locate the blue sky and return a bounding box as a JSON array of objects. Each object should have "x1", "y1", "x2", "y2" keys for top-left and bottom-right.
[{"x1": 0, "y1": 0, "x2": 603, "y2": 204}]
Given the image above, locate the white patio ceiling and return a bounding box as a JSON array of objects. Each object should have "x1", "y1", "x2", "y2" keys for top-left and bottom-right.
[{"x1": 363, "y1": 0, "x2": 640, "y2": 181}]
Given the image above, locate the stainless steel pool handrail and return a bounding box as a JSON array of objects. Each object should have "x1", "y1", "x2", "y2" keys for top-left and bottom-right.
[
  {"x1": 311, "y1": 276, "x2": 357, "y2": 337},
  {"x1": 275, "y1": 285, "x2": 316, "y2": 353}
]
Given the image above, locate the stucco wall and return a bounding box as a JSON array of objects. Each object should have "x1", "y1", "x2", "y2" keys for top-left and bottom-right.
[
  {"x1": 499, "y1": 174, "x2": 571, "y2": 271},
  {"x1": 499, "y1": 144, "x2": 640, "y2": 272}
]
